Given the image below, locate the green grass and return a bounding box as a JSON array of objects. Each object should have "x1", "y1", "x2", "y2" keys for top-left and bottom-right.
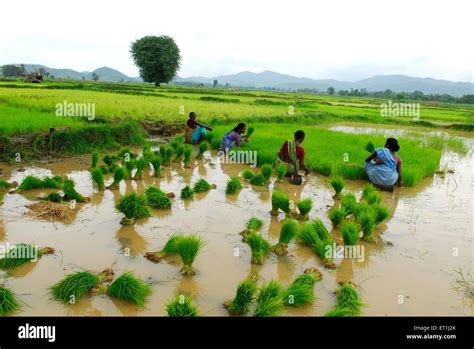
[
  {"x1": 166, "y1": 295, "x2": 199, "y2": 317},
  {"x1": 226, "y1": 177, "x2": 243, "y2": 195},
  {"x1": 0, "y1": 244, "x2": 53, "y2": 269},
  {"x1": 326, "y1": 283, "x2": 363, "y2": 317},
  {"x1": 107, "y1": 272, "x2": 152, "y2": 307},
  {"x1": 273, "y1": 219, "x2": 298, "y2": 256},
  {"x1": 180, "y1": 185, "x2": 194, "y2": 200},
  {"x1": 329, "y1": 207, "x2": 345, "y2": 227},
  {"x1": 296, "y1": 198, "x2": 313, "y2": 219},
  {"x1": 193, "y1": 178, "x2": 212, "y2": 193},
  {"x1": 342, "y1": 222, "x2": 360, "y2": 246},
  {"x1": 253, "y1": 280, "x2": 284, "y2": 317},
  {"x1": 145, "y1": 186, "x2": 171, "y2": 209},
  {"x1": 115, "y1": 192, "x2": 151, "y2": 224},
  {"x1": 246, "y1": 231, "x2": 272, "y2": 265},
  {"x1": 226, "y1": 278, "x2": 258, "y2": 315},
  {"x1": 330, "y1": 176, "x2": 345, "y2": 197},
  {"x1": 177, "y1": 234, "x2": 204, "y2": 276},
  {"x1": 51, "y1": 271, "x2": 102, "y2": 303},
  {"x1": 271, "y1": 190, "x2": 291, "y2": 216},
  {"x1": 0, "y1": 286, "x2": 20, "y2": 316}
]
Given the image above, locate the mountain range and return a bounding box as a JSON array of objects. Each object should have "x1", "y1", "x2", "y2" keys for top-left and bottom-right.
[{"x1": 12, "y1": 64, "x2": 474, "y2": 96}]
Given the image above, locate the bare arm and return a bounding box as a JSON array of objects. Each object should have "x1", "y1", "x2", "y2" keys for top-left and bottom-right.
[
  {"x1": 195, "y1": 121, "x2": 213, "y2": 131},
  {"x1": 365, "y1": 152, "x2": 376, "y2": 162}
]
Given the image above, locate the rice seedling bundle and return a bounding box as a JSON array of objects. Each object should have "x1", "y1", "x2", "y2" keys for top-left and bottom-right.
[
  {"x1": 342, "y1": 222, "x2": 359, "y2": 246},
  {"x1": 142, "y1": 142, "x2": 153, "y2": 161},
  {"x1": 145, "y1": 186, "x2": 171, "y2": 209},
  {"x1": 174, "y1": 144, "x2": 184, "y2": 162},
  {"x1": 193, "y1": 178, "x2": 215, "y2": 193},
  {"x1": 362, "y1": 183, "x2": 376, "y2": 200},
  {"x1": 180, "y1": 186, "x2": 194, "y2": 200},
  {"x1": 247, "y1": 231, "x2": 271, "y2": 265},
  {"x1": 183, "y1": 145, "x2": 193, "y2": 168},
  {"x1": 99, "y1": 164, "x2": 110, "y2": 174},
  {"x1": 225, "y1": 278, "x2": 258, "y2": 315},
  {"x1": 18, "y1": 175, "x2": 62, "y2": 191},
  {"x1": 261, "y1": 164, "x2": 272, "y2": 181},
  {"x1": 270, "y1": 190, "x2": 290, "y2": 216},
  {"x1": 249, "y1": 173, "x2": 266, "y2": 186},
  {"x1": 225, "y1": 177, "x2": 243, "y2": 195},
  {"x1": 330, "y1": 176, "x2": 345, "y2": 197},
  {"x1": 108, "y1": 163, "x2": 119, "y2": 173},
  {"x1": 106, "y1": 272, "x2": 152, "y2": 307},
  {"x1": 325, "y1": 283, "x2": 363, "y2": 317},
  {"x1": 0, "y1": 286, "x2": 20, "y2": 316},
  {"x1": 296, "y1": 198, "x2": 313, "y2": 220},
  {"x1": 241, "y1": 170, "x2": 255, "y2": 180},
  {"x1": 340, "y1": 193, "x2": 358, "y2": 216},
  {"x1": 103, "y1": 155, "x2": 116, "y2": 166},
  {"x1": 150, "y1": 156, "x2": 162, "y2": 178},
  {"x1": 91, "y1": 149, "x2": 99, "y2": 168},
  {"x1": 365, "y1": 141, "x2": 375, "y2": 153},
  {"x1": 118, "y1": 147, "x2": 136, "y2": 160},
  {"x1": 124, "y1": 158, "x2": 136, "y2": 179},
  {"x1": 373, "y1": 204, "x2": 390, "y2": 224},
  {"x1": 164, "y1": 147, "x2": 174, "y2": 166},
  {"x1": 282, "y1": 275, "x2": 315, "y2": 307},
  {"x1": 356, "y1": 208, "x2": 376, "y2": 241},
  {"x1": 177, "y1": 234, "x2": 204, "y2": 276},
  {"x1": 196, "y1": 142, "x2": 208, "y2": 160},
  {"x1": 246, "y1": 127, "x2": 255, "y2": 137},
  {"x1": 0, "y1": 180, "x2": 13, "y2": 188},
  {"x1": 145, "y1": 234, "x2": 183, "y2": 263},
  {"x1": 311, "y1": 219, "x2": 331, "y2": 242},
  {"x1": 90, "y1": 168, "x2": 105, "y2": 191},
  {"x1": 133, "y1": 157, "x2": 148, "y2": 180},
  {"x1": 115, "y1": 192, "x2": 151, "y2": 225},
  {"x1": 166, "y1": 295, "x2": 199, "y2": 317},
  {"x1": 298, "y1": 223, "x2": 335, "y2": 268},
  {"x1": 328, "y1": 207, "x2": 345, "y2": 227},
  {"x1": 298, "y1": 223, "x2": 319, "y2": 247},
  {"x1": 107, "y1": 167, "x2": 125, "y2": 189},
  {"x1": 253, "y1": 280, "x2": 284, "y2": 317},
  {"x1": 63, "y1": 179, "x2": 88, "y2": 203},
  {"x1": 240, "y1": 217, "x2": 264, "y2": 241},
  {"x1": 0, "y1": 244, "x2": 54, "y2": 269},
  {"x1": 275, "y1": 162, "x2": 287, "y2": 181},
  {"x1": 51, "y1": 271, "x2": 103, "y2": 303},
  {"x1": 39, "y1": 192, "x2": 64, "y2": 203},
  {"x1": 273, "y1": 219, "x2": 298, "y2": 256}
]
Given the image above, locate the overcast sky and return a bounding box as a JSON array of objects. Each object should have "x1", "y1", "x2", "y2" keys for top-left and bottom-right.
[{"x1": 1, "y1": 0, "x2": 472, "y2": 82}]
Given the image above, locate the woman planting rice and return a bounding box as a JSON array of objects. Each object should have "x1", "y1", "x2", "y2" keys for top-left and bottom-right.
[
  {"x1": 276, "y1": 130, "x2": 310, "y2": 178},
  {"x1": 365, "y1": 138, "x2": 403, "y2": 191},
  {"x1": 220, "y1": 123, "x2": 249, "y2": 152},
  {"x1": 184, "y1": 112, "x2": 213, "y2": 144}
]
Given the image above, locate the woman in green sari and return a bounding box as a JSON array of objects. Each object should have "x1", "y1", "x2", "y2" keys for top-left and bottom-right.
[{"x1": 277, "y1": 130, "x2": 310, "y2": 176}]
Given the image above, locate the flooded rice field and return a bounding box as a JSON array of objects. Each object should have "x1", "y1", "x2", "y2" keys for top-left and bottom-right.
[{"x1": 0, "y1": 136, "x2": 472, "y2": 316}]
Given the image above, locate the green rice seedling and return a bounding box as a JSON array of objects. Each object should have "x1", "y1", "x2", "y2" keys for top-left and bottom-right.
[
  {"x1": 108, "y1": 163, "x2": 119, "y2": 173},
  {"x1": 145, "y1": 233, "x2": 183, "y2": 263},
  {"x1": 373, "y1": 204, "x2": 390, "y2": 224},
  {"x1": 193, "y1": 178, "x2": 215, "y2": 193},
  {"x1": 107, "y1": 167, "x2": 125, "y2": 190},
  {"x1": 261, "y1": 164, "x2": 272, "y2": 181},
  {"x1": 142, "y1": 142, "x2": 153, "y2": 161},
  {"x1": 311, "y1": 219, "x2": 331, "y2": 242},
  {"x1": 298, "y1": 223, "x2": 319, "y2": 247},
  {"x1": 296, "y1": 271, "x2": 320, "y2": 286},
  {"x1": 357, "y1": 208, "x2": 376, "y2": 241},
  {"x1": 90, "y1": 167, "x2": 105, "y2": 191},
  {"x1": 170, "y1": 138, "x2": 180, "y2": 150},
  {"x1": 103, "y1": 155, "x2": 115, "y2": 166},
  {"x1": 296, "y1": 198, "x2": 313, "y2": 220},
  {"x1": 247, "y1": 231, "x2": 271, "y2": 265},
  {"x1": 253, "y1": 280, "x2": 284, "y2": 317},
  {"x1": 282, "y1": 278, "x2": 315, "y2": 307},
  {"x1": 115, "y1": 192, "x2": 151, "y2": 225},
  {"x1": 99, "y1": 164, "x2": 110, "y2": 175},
  {"x1": 275, "y1": 162, "x2": 287, "y2": 181},
  {"x1": 42, "y1": 176, "x2": 63, "y2": 189},
  {"x1": 183, "y1": 145, "x2": 193, "y2": 168},
  {"x1": 196, "y1": 142, "x2": 208, "y2": 160},
  {"x1": 362, "y1": 183, "x2": 376, "y2": 200},
  {"x1": 365, "y1": 191, "x2": 381, "y2": 206},
  {"x1": 330, "y1": 176, "x2": 345, "y2": 197},
  {"x1": 106, "y1": 272, "x2": 152, "y2": 307},
  {"x1": 133, "y1": 157, "x2": 148, "y2": 180},
  {"x1": 225, "y1": 278, "x2": 258, "y2": 315},
  {"x1": 340, "y1": 193, "x2": 358, "y2": 216},
  {"x1": 91, "y1": 149, "x2": 99, "y2": 168},
  {"x1": 159, "y1": 145, "x2": 167, "y2": 159},
  {"x1": 163, "y1": 147, "x2": 174, "y2": 166},
  {"x1": 241, "y1": 170, "x2": 255, "y2": 180},
  {"x1": 0, "y1": 286, "x2": 20, "y2": 316},
  {"x1": 145, "y1": 186, "x2": 171, "y2": 210},
  {"x1": 63, "y1": 179, "x2": 88, "y2": 203},
  {"x1": 365, "y1": 141, "x2": 375, "y2": 153},
  {"x1": 0, "y1": 244, "x2": 54, "y2": 269},
  {"x1": 124, "y1": 158, "x2": 136, "y2": 179},
  {"x1": 51, "y1": 271, "x2": 103, "y2": 304},
  {"x1": 0, "y1": 180, "x2": 12, "y2": 189},
  {"x1": 225, "y1": 177, "x2": 243, "y2": 195},
  {"x1": 342, "y1": 222, "x2": 359, "y2": 246},
  {"x1": 118, "y1": 147, "x2": 136, "y2": 160},
  {"x1": 326, "y1": 283, "x2": 363, "y2": 316},
  {"x1": 270, "y1": 190, "x2": 291, "y2": 216},
  {"x1": 166, "y1": 295, "x2": 199, "y2": 317},
  {"x1": 325, "y1": 307, "x2": 354, "y2": 317},
  {"x1": 174, "y1": 144, "x2": 184, "y2": 162},
  {"x1": 180, "y1": 186, "x2": 194, "y2": 200},
  {"x1": 246, "y1": 127, "x2": 255, "y2": 137},
  {"x1": 328, "y1": 207, "x2": 345, "y2": 228},
  {"x1": 273, "y1": 219, "x2": 298, "y2": 256},
  {"x1": 18, "y1": 176, "x2": 50, "y2": 191},
  {"x1": 250, "y1": 173, "x2": 266, "y2": 186},
  {"x1": 177, "y1": 234, "x2": 204, "y2": 276},
  {"x1": 150, "y1": 156, "x2": 162, "y2": 178},
  {"x1": 240, "y1": 217, "x2": 264, "y2": 241},
  {"x1": 39, "y1": 192, "x2": 64, "y2": 203}
]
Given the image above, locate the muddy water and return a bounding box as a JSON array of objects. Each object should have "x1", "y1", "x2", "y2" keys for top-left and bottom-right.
[{"x1": 0, "y1": 145, "x2": 472, "y2": 316}]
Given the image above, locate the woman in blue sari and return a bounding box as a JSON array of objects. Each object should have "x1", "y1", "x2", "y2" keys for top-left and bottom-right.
[{"x1": 365, "y1": 138, "x2": 403, "y2": 190}]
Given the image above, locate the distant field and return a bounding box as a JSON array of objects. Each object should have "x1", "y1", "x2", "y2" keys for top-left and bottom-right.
[{"x1": 0, "y1": 81, "x2": 473, "y2": 136}]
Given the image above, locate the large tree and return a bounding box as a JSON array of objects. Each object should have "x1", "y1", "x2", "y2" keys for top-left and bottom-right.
[{"x1": 130, "y1": 35, "x2": 181, "y2": 87}]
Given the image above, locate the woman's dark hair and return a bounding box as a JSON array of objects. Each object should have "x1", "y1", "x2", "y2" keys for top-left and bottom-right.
[
  {"x1": 294, "y1": 130, "x2": 305, "y2": 140},
  {"x1": 234, "y1": 123, "x2": 246, "y2": 132},
  {"x1": 386, "y1": 137, "x2": 400, "y2": 152},
  {"x1": 189, "y1": 112, "x2": 197, "y2": 118}
]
